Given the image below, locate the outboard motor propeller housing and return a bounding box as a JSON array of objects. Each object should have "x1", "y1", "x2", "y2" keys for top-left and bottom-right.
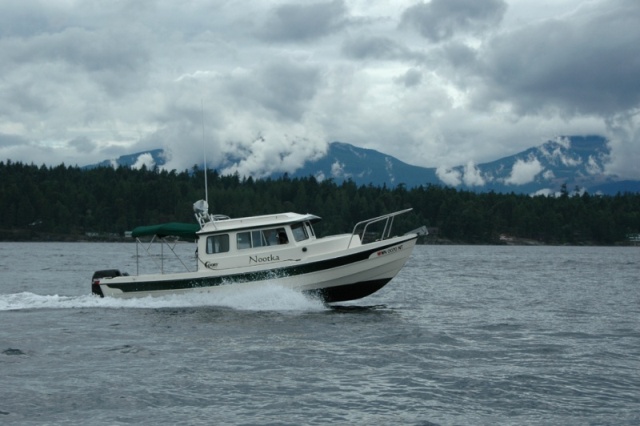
[{"x1": 91, "y1": 269, "x2": 122, "y2": 297}]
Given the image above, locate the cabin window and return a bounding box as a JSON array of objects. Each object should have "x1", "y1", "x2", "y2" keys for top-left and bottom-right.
[
  {"x1": 275, "y1": 228, "x2": 289, "y2": 245},
  {"x1": 237, "y1": 232, "x2": 251, "y2": 250},
  {"x1": 252, "y1": 230, "x2": 268, "y2": 247},
  {"x1": 206, "y1": 234, "x2": 230, "y2": 254},
  {"x1": 291, "y1": 223, "x2": 309, "y2": 242},
  {"x1": 305, "y1": 221, "x2": 315, "y2": 237},
  {"x1": 236, "y1": 228, "x2": 288, "y2": 249}
]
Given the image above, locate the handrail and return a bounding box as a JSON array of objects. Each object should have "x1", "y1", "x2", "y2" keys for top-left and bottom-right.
[
  {"x1": 348, "y1": 208, "x2": 413, "y2": 248},
  {"x1": 195, "y1": 211, "x2": 231, "y2": 229}
]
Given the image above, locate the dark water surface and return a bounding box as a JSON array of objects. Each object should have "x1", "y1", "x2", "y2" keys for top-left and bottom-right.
[{"x1": 1, "y1": 243, "x2": 639, "y2": 425}]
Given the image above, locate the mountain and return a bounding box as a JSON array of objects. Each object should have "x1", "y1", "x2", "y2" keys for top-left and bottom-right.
[
  {"x1": 461, "y1": 135, "x2": 613, "y2": 195},
  {"x1": 287, "y1": 135, "x2": 635, "y2": 195},
  {"x1": 286, "y1": 142, "x2": 440, "y2": 187},
  {"x1": 83, "y1": 149, "x2": 167, "y2": 170},
  {"x1": 84, "y1": 136, "x2": 639, "y2": 195},
  {"x1": 303, "y1": 136, "x2": 640, "y2": 195}
]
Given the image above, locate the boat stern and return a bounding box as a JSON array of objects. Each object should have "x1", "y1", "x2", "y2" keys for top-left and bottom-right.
[{"x1": 91, "y1": 269, "x2": 124, "y2": 298}]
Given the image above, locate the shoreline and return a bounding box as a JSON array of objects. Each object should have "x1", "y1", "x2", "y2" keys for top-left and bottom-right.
[{"x1": 0, "y1": 233, "x2": 637, "y2": 247}]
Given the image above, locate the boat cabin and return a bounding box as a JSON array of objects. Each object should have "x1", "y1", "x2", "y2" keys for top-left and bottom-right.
[
  {"x1": 126, "y1": 202, "x2": 415, "y2": 277},
  {"x1": 196, "y1": 213, "x2": 322, "y2": 270}
]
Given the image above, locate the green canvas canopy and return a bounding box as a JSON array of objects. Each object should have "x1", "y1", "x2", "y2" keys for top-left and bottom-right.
[{"x1": 131, "y1": 222, "x2": 200, "y2": 239}]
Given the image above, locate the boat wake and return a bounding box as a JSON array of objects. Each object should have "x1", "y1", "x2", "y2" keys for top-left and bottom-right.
[{"x1": 0, "y1": 285, "x2": 327, "y2": 312}]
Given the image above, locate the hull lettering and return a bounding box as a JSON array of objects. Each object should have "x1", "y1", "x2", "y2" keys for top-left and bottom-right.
[
  {"x1": 250, "y1": 254, "x2": 281, "y2": 264},
  {"x1": 377, "y1": 244, "x2": 403, "y2": 257}
]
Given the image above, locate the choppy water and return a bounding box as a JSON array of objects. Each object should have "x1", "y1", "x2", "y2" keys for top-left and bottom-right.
[{"x1": 1, "y1": 242, "x2": 639, "y2": 425}]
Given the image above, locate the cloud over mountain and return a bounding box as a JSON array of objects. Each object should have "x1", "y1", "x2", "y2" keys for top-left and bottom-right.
[{"x1": 87, "y1": 135, "x2": 637, "y2": 195}]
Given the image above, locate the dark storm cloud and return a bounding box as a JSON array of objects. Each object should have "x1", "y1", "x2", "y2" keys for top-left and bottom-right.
[
  {"x1": 0, "y1": 133, "x2": 28, "y2": 148},
  {"x1": 0, "y1": 21, "x2": 151, "y2": 134},
  {"x1": 257, "y1": 63, "x2": 322, "y2": 121},
  {"x1": 0, "y1": 1, "x2": 58, "y2": 37},
  {"x1": 225, "y1": 62, "x2": 322, "y2": 122},
  {"x1": 342, "y1": 36, "x2": 423, "y2": 61},
  {"x1": 476, "y1": 0, "x2": 640, "y2": 117},
  {"x1": 1, "y1": 80, "x2": 52, "y2": 116},
  {"x1": 67, "y1": 136, "x2": 96, "y2": 154},
  {"x1": 440, "y1": 42, "x2": 477, "y2": 70},
  {"x1": 259, "y1": 0, "x2": 348, "y2": 42},
  {"x1": 2, "y1": 27, "x2": 151, "y2": 97},
  {"x1": 401, "y1": 0, "x2": 507, "y2": 42},
  {"x1": 395, "y1": 68, "x2": 423, "y2": 87}
]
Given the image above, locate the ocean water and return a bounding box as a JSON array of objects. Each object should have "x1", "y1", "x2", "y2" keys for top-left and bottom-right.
[{"x1": 0, "y1": 242, "x2": 639, "y2": 425}]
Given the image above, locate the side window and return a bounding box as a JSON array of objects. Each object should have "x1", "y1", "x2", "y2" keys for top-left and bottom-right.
[
  {"x1": 252, "y1": 230, "x2": 267, "y2": 247},
  {"x1": 262, "y1": 228, "x2": 288, "y2": 245},
  {"x1": 276, "y1": 228, "x2": 289, "y2": 245},
  {"x1": 238, "y1": 231, "x2": 269, "y2": 249},
  {"x1": 263, "y1": 229, "x2": 278, "y2": 245},
  {"x1": 236, "y1": 228, "x2": 289, "y2": 250},
  {"x1": 237, "y1": 232, "x2": 251, "y2": 250},
  {"x1": 207, "y1": 234, "x2": 229, "y2": 254},
  {"x1": 291, "y1": 223, "x2": 308, "y2": 242}
]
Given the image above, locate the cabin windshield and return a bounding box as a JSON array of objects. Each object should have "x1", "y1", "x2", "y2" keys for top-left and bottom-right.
[
  {"x1": 291, "y1": 222, "x2": 309, "y2": 242},
  {"x1": 305, "y1": 221, "x2": 315, "y2": 237}
]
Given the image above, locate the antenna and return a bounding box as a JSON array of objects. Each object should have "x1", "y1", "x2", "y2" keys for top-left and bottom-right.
[
  {"x1": 201, "y1": 99, "x2": 208, "y2": 204},
  {"x1": 194, "y1": 100, "x2": 212, "y2": 227}
]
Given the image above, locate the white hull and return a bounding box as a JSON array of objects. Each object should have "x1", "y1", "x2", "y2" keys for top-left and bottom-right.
[{"x1": 94, "y1": 235, "x2": 417, "y2": 303}]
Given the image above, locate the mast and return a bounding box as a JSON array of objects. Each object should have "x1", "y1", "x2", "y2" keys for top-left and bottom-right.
[
  {"x1": 194, "y1": 100, "x2": 211, "y2": 226},
  {"x1": 201, "y1": 99, "x2": 208, "y2": 204}
]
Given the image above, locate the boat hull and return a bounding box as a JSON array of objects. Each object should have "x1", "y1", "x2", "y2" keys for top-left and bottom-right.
[{"x1": 93, "y1": 235, "x2": 417, "y2": 303}]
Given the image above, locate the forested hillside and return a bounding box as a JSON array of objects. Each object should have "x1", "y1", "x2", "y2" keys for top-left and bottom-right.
[{"x1": 1, "y1": 160, "x2": 639, "y2": 245}]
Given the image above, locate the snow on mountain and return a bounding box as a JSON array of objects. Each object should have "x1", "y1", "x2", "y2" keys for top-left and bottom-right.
[{"x1": 288, "y1": 135, "x2": 626, "y2": 195}]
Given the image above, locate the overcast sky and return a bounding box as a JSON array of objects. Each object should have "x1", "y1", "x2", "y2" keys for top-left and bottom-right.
[{"x1": 1, "y1": 0, "x2": 639, "y2": 179}]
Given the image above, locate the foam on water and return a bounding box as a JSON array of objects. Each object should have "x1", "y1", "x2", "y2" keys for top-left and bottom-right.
[{"x1": 0, "y1": 284, "x2": 327, "y2": 312}]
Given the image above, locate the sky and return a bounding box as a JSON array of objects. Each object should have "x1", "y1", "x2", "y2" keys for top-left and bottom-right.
[{"x1": 1, "y1": 0, "x2": 639, "y2": 179}]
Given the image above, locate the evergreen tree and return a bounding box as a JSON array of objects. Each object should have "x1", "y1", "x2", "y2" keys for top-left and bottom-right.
[{"x1": 1, "y1": 160, "x2": 639, "y2": 244}]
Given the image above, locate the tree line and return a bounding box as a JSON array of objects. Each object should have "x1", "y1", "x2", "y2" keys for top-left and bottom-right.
[{"x1": 1, "y1": 160, "x2": 639, "y2": 244}]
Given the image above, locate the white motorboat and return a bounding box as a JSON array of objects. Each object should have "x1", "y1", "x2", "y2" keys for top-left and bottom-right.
[{"x1": 91, "y1": 200, "x2": 425, "y2": 303}]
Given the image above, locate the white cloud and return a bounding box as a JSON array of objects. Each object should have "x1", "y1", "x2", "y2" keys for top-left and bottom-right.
[
  {"x1": 462, "y1": 161, "x2": 486, "y2": 186},
  {"x1": 585, "y1": 155, "x2": 603, "y2": 175},
  {"x1": 331, "y1": 160, "x2": 347, "y2": 178},
  {"x1": 401, "y1": 0, "x2": 507, "y2": 43},
  {"x1": 220, "y1": 132, "x2": 328, "y2": 179},
  {"x1": 505, "y1": 157, "x2": 544, "y2": 185},
  {"x1": 532, "y1": 188, "x2": 555, "y2": 197},
  {"x1": 540, "y1": 142, "x2": 582, "y2": 167},
  {"x1": 132, "y1": 153, "x2": 155, "y2": 170},
  {"x1": 604, "y1": 111, "x2": 640, "y2": 178},
  {"x1": 554, "y1": 136, "x2": 571, "y2": 149},
  {"x1": 436, "y1": 166, "x2": 462, "y2": 186}
]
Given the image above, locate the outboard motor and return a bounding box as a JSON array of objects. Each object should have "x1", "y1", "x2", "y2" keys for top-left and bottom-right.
[{"x1": 91, "y1": 269, "x2": 122, "y2": 297}]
